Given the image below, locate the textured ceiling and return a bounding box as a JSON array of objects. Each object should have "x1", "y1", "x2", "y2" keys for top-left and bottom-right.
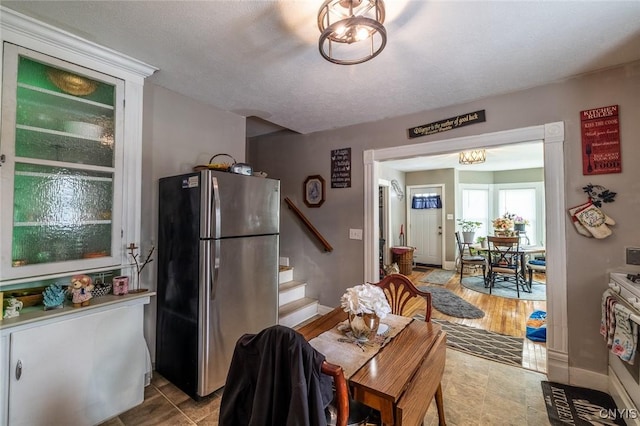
[{"x1": 4, "y1": 1, "x2": 640, "y2": 136}]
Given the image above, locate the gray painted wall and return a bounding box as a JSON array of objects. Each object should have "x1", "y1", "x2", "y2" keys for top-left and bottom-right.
[{"x1": 249, "y1": 60, "x2": 640, "y2": 375}]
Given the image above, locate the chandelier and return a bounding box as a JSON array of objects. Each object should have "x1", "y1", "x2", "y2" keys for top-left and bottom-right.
[
  {"x1": 317, "y1": 0, "x2": 387, "y2": 65},
  {"x1": 459, "y1": 149, "x2": 486, "y2": 165}
]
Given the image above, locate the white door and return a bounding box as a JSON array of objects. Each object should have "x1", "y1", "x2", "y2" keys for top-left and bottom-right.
[{"x1": 408, "y1": 186, "x2": 443, "y2": 266}]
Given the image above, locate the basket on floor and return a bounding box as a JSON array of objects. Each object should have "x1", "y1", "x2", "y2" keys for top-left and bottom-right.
[{"x1": 391, "y1": 246, "x2": 415, "y2": 275}]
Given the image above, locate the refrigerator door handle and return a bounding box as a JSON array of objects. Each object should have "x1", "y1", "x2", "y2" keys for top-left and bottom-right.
[
  {"x1": 211, "y1": 239, "x2": 220, "y2": 300},
  {"x1": 211, "y1": 175, "x2": 221, "y2": 239}
]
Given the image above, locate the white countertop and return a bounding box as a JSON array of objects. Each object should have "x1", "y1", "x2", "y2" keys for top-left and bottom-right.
[{"x1": 1, "y1": 291, "x2": 155, "y2": 333}]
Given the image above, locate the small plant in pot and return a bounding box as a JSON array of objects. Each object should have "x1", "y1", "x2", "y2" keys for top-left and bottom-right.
[
  {"x1": 457, "y1": 219, "x2": 482, "y2": 243},
  {"x1": 476, "y1": 236, "x2": 487, "y2": 248}
]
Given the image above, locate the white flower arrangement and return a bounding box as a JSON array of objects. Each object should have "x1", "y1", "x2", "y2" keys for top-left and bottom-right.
[{"x1": 340, "y1": 283, "x2": 391, "y2": 319}]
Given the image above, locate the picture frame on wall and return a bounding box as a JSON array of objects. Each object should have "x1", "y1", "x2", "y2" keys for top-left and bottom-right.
[{"x1": 303, "y1": 175, "x2": 325, "y2": 208}]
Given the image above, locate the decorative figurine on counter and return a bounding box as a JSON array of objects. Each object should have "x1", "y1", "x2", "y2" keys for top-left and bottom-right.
[
  {"x1": 69, "y1": 274, "x2": 94, "y2": 307},
  {"x1": 3, "y1": 297, "x2": 23, "y2": 318},
  {"x1": 43, "y1": 283, "x2": 66, "y2": 310}
]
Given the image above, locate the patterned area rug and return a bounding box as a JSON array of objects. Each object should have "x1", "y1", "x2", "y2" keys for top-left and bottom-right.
[
  {"x1": 419, "y1": 269, "x2": 456, "y2": 285},
  {"x1": 433, "y1": 319, "x2": 523, "y2": 368},
  {"x1": 461, "y1": 275, "x2": 546, "y2": 301},
  {"x1": 418, "y1": 286, "x2": 485, "y2": 319}
]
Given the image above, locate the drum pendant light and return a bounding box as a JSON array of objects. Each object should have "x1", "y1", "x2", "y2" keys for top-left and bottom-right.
[{"x1": 318, "y1": 0, "x2": 387, "y2": 65}]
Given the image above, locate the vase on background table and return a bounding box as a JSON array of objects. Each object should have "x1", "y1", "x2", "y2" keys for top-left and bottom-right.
[{"x1": 348, "y1": 312, "x2": 380, "y2": 341}]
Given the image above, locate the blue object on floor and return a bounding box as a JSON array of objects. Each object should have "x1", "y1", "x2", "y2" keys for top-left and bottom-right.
[
  {"x1": 526, "y1": 310, "x2": 547, "y2": 342},
  {"x1": 529, "y1": 259, "x2": 546, "y2": 266}
]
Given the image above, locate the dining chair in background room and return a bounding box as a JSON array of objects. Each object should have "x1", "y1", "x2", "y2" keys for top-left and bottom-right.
[
  {"x1": 219, "y1": 325, "x2": 352, "y2": 426},
  {"x1": 455, "y1": 231, "x2": 487, "y2": 283},
  {"x1": 373, "y1": 273, "x2": 445, "y2": 425},
  {"x1": 526, "y1": 258, "x2": 546, "y2": 288},
  {"x1": 487, "y1": 236, "x2": 525, "y2": 297}
]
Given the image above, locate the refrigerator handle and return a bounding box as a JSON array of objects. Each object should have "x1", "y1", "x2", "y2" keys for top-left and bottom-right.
[
  {"x1": 211, "y1": 239, "x2": 220, "y2": 300},
  {"x1": 211, "y1": 175, "x2": 221, "y2": 239}
]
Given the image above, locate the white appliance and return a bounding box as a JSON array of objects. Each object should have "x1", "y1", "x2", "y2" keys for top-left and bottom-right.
[
  {"x1": 607, "y1": 272, "x2": 640, "y2": 425},
  {"x1": 156, "y1": 170, "x2": 280, "y2": 399}
]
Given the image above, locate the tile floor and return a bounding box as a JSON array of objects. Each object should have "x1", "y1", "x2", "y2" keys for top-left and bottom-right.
[{"x1": 101, "y1": 348, "x2": 551, "y2": 426}]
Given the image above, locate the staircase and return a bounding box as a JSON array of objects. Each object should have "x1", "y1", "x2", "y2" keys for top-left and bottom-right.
[{"x1": 278, "y1": 262, "x2": 319, "y2": 328}]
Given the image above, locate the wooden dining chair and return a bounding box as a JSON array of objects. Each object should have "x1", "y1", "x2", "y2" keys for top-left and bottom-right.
[
  {"x1": 487, "y1": 236, "x2": 525, "y2": 297},
  {"x1": 375, "y1": 273, "x2": 433, "y2": 320},
  {"x1": 373, "y1": 274, "x2": 445, "y2": 426},
  {"x1": 455, "y1": 231, "x2": 487, "y2": 283}
]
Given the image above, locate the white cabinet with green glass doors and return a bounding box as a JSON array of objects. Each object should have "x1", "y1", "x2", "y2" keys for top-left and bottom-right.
[{"x1": 0, "y1": 44, "x2": 127, "y2": 281}]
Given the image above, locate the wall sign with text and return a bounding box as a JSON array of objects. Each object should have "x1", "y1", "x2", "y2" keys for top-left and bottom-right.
[
  {"x1": 331, "y1": 148, "x2": 351, "y2": 188},
  {"x1": 580, "y1": 105, "x2": 621, "y2": 175},
  {"x1": 407, "y1": 110, "x2": 486, "y2": 139}
]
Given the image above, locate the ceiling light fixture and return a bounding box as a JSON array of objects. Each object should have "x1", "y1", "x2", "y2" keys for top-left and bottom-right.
[
  {"x1": 318, "y1": 0, "x2": 387, "y2": 65},
  {"x1": 459, "y1": 149, "x2": 486, "y2": 165}
]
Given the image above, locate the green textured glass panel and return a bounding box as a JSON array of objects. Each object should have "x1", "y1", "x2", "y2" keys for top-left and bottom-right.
[
  {"x1": 18, "y1": 56, "x2": 114, "y2": 105},
  {"x1": 12, "y1": 163, "x2": 113, "y2": 266},
  {"x1": 15, "y1": 127, "x2": 114, "y2": 167}
]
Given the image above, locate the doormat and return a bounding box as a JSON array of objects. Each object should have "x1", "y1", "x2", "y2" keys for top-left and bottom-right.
[
  {"x1": 418, "y1": 286, "x2": 485, "y2": 319},
  {"x1": 413, "y1": 264, "x2": 433, "y2": 272},
  {"x1": 419, "y1": 269, "x2": 456, "y2": 285},
  {"x1": 461, "y1": 276, "x2": 546, "y2": 301},
  {"x1": 432, "y1": 319, "x2": 523, "y2": 368},
  {"x1": 541, "y1": 381, "x2": 627, "y2": 425}
]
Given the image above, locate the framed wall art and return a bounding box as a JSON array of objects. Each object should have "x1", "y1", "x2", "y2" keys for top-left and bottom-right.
[{"x1": 303, "y1": 175, "x2": 325, "y2": 208}]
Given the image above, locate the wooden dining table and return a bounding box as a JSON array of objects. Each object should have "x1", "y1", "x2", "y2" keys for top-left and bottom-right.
[
  {"x1": 298, "y1": 307, "x2": 447, "y2": 426},
  {"x1": 475, "y1": 244, "x2": 545, "y2": 289}
]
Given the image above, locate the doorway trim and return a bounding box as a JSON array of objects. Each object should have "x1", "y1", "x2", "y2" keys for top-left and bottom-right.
[
  {"x1": 363, "y1": 122, "x2": 568, "y2": 382},
  {"x1": 378, "y1": 179, "x2": 392, "y2": 266}
]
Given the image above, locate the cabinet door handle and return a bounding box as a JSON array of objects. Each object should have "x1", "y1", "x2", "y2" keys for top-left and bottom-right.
[{"x1": 15, "y1": 360, "x2": 22, "y2": 380}]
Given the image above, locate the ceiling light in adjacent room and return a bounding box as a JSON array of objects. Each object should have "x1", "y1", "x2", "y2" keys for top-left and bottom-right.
[
  {"x1": 318, "y1": 0, "x2": 386, "y2": 65},
  {"x1": 459, "y1": 149, "x2": 486, "y2": 165}
]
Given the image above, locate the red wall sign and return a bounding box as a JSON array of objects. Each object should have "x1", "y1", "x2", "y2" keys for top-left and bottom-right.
[{"x1": 580, "y1": 105, "x2": 621, "y2": 175}]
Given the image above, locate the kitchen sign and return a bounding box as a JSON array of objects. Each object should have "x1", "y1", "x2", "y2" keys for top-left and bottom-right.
[
  {"x1": 331, "y1": 147, "x2": 351, "y2": 188},
  {"x1": 580, "y1": 105, "x2": 621, "y2": 175},
  {"x1": 407, "y1": 110, "x2": 486, "y2": 139}
]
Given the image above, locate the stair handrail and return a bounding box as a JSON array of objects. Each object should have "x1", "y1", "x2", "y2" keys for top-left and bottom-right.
[{"x1": 284, "y1": 197, "x2": 333, "y2": 252}]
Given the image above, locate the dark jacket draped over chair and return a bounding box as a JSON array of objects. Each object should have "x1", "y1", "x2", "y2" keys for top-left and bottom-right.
[{"x1": 219, "y1": 325, "x2": 333, "y2": 426}]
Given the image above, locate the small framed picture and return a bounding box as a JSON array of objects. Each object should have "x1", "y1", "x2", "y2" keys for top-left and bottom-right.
[{"x1": 303, "y1": 175, "x2": 325, "y2": 208}]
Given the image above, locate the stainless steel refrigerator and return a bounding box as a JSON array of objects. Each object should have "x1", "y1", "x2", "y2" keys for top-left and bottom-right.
[{"x1": 156, "y1": 170, "x2": 280, "y2": 399}]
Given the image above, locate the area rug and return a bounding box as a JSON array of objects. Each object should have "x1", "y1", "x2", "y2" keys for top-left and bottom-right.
[
  {"x1": 461, "y1": 276, "x2": 546, "y2": 301},
  {"x1": 413, "y1": 264, "x2": 433, "y2": 272},
  {"x1": 541, "y1": 381, "x2": 626, "y2": 425},
  {"x1": 432, "y1": 319, "x2": 523, "y2": 368},
  {"x1": 419, "y1": 269, "x2": 456, "y2": 285},
  {"x1": 417, "y1": 285, "x2": 485, "y2": 319}
]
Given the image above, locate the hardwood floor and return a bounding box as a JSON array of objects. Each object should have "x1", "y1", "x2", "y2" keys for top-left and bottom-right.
[{"x1": 405, "y1": 267, "x2": 548, "y2": 374}]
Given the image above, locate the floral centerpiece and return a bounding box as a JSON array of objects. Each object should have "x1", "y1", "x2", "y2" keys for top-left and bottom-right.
[
  {"x1": 492, "y1": 213, "x2": 515, "y2": 236},
  {"x1": 341, "y1": 283, "x2": 391, "y2": 340}
]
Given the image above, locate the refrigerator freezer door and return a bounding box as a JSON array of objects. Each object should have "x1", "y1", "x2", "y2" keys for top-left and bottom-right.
[
  {"x1": 198, "y1": 234, "x2": 279, "y2": 395},
  {"x1": 201, "y1": 170, "x2": 280, "y2": 239}
]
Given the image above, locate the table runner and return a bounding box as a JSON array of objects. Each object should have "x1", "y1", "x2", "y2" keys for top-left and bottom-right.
[{"x1": 309, "y1": 314, "x2": 413, "y2": 378}]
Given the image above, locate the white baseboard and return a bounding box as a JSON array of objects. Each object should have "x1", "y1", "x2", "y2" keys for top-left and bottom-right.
[
  {"x1": 443, "y1": 261, "x2": 455, "y2": 270},
  {"x1": 318, "y1": 304, "x2": 333, "y2": 315},
  {"x1": 569, "y1": 366, "x2": 609, "y2": 393},
  {"x1": 547, "y1": 348, "x2": 569, "y2": 383}
]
